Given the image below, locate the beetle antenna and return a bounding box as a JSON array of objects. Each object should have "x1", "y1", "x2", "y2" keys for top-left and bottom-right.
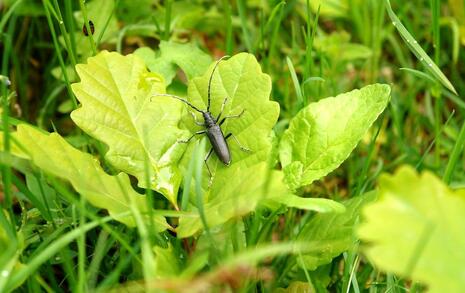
[
  {"x1": 207, "y1": 55, "x2": 230, "y2": 112},
  {"x1": 151, "y1": 94, "x2": 204, "y2": 113}
]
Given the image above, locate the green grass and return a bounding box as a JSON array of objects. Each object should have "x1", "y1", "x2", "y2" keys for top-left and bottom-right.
[{"x1": 1, "y1": 0, "x2": 464, "y2": 292}]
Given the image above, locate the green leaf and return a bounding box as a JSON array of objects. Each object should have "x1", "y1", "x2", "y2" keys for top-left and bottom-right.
[
  {"x1": 152, "y1": 1, "x2": 207, "y2": 33},
  {"x1": 134, "y1": 47, "x2": 176, "y2": 86},
  {"x1": 315, "y1": 31, "x2": 373, "y2": 61},
  {"x1": 25, "y1": 173, "x2": 58, "y2": 220},
  {"x1": 175, "y1": 53, "x2": 346, "y2": 236},
  {"x1": 274, "y1": 281, "x2": 314, "y2": 293},
  {"x1": 358, "y1": 166, "x2": 465, "y2": 293},
  {"x1": 3, "y1": 0, "x2": 44, "y2": 17},
  {"x1": 15, "y1": 124, "x2": 169, "y2": 230},
  {"x1": 279, "y1": 84, "x2": 390, "y2": 190},
  {"x1": 171, "y1": 53, "x2": 286, "y2": 236},
  {"x1": 272, "y1": 194, "x2": 345, "y2": 213},
  {"x1": 0, "y1": 132, "x2": 27, "y2": 159},
  {"x1": 116, "y1": 0, "x2": 154, "y2": 24},
  {"x1": 134, "y1": 41, "x2": 212, "y2": 86},
  {"x1": 448, "y1": 0, "x2": 465, "y2": 45},
  {"x1": 182, "y1": 53, "x2": 280, "y2": 192},
  {"x1": 177, "y1": 163, "x2": 288, "y2": 238},
  {"x1": 71, "y1": 51, "x2": 189, "y2": 205},
  {"x1": 307, "y1": 0, "x2": 349, "y2": 18},
  {"x1": 153, "y1": 244, "x2": 180, "y2": 278},
  {"x1": 297, "y1": 191, "x2": 376, "y2": 270}
]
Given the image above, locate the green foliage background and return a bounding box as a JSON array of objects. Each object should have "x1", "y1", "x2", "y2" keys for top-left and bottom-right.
[{"x1": 1, "y1": 0, "x2": 465, "y2": 292}]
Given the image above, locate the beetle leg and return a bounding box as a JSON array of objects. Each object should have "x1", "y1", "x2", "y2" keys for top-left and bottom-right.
[
  {"x1": 178, "y1": 130, "x2": 206, "y2": 143},
  {"x1": 216, "y1": 97, "x2": 229, "y2": 122},
  {"x1": 189, "y1": 111, "x2": 205, "y2": 126},
  {"x1": 225, "y1": 133, "x2": 251, "y2": 152},
  {"x1": 219, "y1": 109, "x2": 245, "y2": 126},
  {"x1": 205, "y1": 148, "x2": 214, "y2": 185}
]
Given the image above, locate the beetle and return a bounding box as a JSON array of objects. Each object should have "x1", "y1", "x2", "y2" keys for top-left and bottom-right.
[
  {"x1": 153, "y1": 56, "x2": 249, "y2": 181},
  {"x1": 82, "y1": 20, "x2": 95, "y2": 36}
]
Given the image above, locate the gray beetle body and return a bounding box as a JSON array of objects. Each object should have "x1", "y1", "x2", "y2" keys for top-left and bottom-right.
[{"x1": 203, "y1": 111, "x2": 231, "y2": 165}]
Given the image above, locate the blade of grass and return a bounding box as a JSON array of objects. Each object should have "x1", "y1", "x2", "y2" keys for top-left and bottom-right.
[
  {"x1": 77, "y1": 183, "x2": 87, "y2": 292},
  {"x1": 354, "y1": 116, "x2": 384, "y2": 196},
  {"x1": 63, "y1": 0, "x2": 77, "y2": 59},
  {"x1": 34, "y1": 173, "x2": 58, "y2": 227},
  {"x1": 440, "y1": 17, "x2": 460, "y2": 65},
  {"x1": 286, "y1": 56, "x2": 304, "y2": 107},
  {"x1": 384, "y1": 0, "x2": 458, "y2": 95},
  {"x1": 222, "y1": 0, "x2": 233, "y2": 55},
  {"x1": 400, "y1": 67, "x2": 438, "y2": 85},
  {"x1": 42, "y1": 0, "x2": 78, "y2": 109},
  {"x1": 431, "y1": 0, "x2": 440, "y2": 64},
  {"x1": 267, "y1": 2, "x2": 285, "y2": 70},
  {"x1": 78, "y1": 0, "x2": 97, "y2": 55},
  {"x1": 5, "y1": 214, "x2": 119, "y2": 291},
  {"x1": 415, "y1": 110, "x2": 455, "y2": 170},
  {"x1": 87, "y1": 230, "x2": 112, "y2": 290},
  {"x1": 181, "y1": 150, "x2": 196, "y2": 211},
  {"x1": 257, "y1": 1, "x2": 285, "y2": 57},
  {"x1": 368, "y1": 0, "x2": 385, "y2": 82},
  {"x1": 47, "y1": 179, "x2": 143, "y2": 264},
  {"x1": 304, "y1": 1, "x2": 319, "y2": 82},
  {"x1": 430, "y1": 0, "x2": 442, "y2": 169},
  {"x1": 50, "y1": 0, "x2": 77, "y2": 67},
  {"x1": 236, "y1": 0, "x2": 253, "y2": 53},
  {"x1": 298, "y1": 252, "x2": 312, "y2": 289},
  {"x1": 443, "y1": 118, "x2": 465, "y2": 184},
  {"x1": 163, "y1": 0, "x2": 172, "y2": 40},
  {"x1": 116, "y1": 24, "x2": 158, "y2": 53},
  {"x1": 141, "y1": 126, "x2": 166, "y2": 248},
  {"x1": 1, "y1": 17, "x2": 15, "y2": 223},
  {"x1": 96, "y1": 0, "x2": 118, "y2": 46},
  {"x1": 0, "y1": 0, "x2": 23, "y2": 33},
  {"x1": 95, "y1": 243, "x2": 139, "y2": 291},
  {"x1": 113, "y1": 177, "x2": 155, "y2": 291},
  {"x1": 193, "y1": 138, "x2": 219, "y2": 264},
  {"x1": 443, "y1": 90, "x2": 465, "y2": 109}
]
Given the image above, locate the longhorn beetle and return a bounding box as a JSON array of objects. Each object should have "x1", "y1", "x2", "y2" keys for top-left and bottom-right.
[{"x1": 152, "y1": 56, "x2": 250, "y2": 182}]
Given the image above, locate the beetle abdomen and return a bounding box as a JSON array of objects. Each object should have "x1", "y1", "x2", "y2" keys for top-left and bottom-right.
[{"x1": 206, "y1": 125, "x2": 231, "y2": 165}]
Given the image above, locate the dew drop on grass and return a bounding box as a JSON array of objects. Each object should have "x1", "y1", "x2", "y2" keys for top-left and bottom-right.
[
  {"x1": 392, "y1": 21, "x2": 396, "y2": 26},
  {"x1": 428, "y1": 63, "x2": 433, "y2": 67},
  {"x1": 1, "y1": 270, "x2": 9, "y2": 278}
]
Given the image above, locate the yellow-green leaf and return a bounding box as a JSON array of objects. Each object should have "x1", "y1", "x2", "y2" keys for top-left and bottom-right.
[
  {"x1": 358, "y1": 166, "x2": 465, "y2": 292},
  {"x1": 71, "y1": 51, "x2": 189, "y2": 206},
  {"x1": 181, "y1": 53, "x2": 280, "y2": 196},
  {"x1": 279, "y1": 84, "x2": 390, "y2": 190},
  {"x1": 15, "y1": 124, "x2": 169, "y2": 230}
]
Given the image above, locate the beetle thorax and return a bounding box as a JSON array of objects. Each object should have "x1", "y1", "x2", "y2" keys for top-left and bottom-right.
[{"x1": 203, "y1": 112, "x2": 216, "y2": 128}]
